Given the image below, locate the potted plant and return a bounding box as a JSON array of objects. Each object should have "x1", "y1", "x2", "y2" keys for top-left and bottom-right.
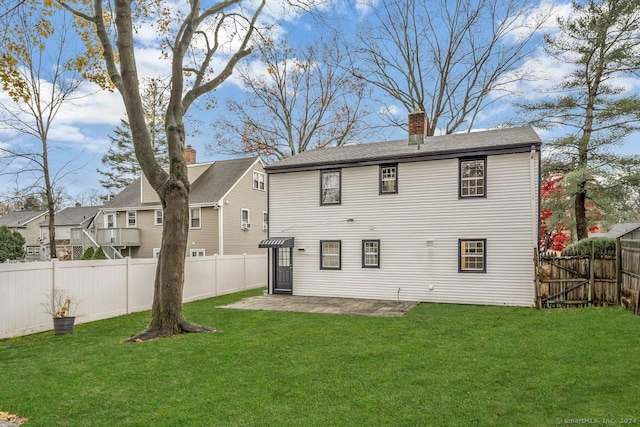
[{"x1": 43, "y1": 289, "x2": 78, "y2": 335}]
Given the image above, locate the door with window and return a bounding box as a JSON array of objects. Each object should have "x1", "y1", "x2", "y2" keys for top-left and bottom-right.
[{"x1": 274, "y1": 247, "x2": 293, "y2": 293}]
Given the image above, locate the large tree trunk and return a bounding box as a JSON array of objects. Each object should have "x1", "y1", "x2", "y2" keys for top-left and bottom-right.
[
  {"x1": 125, "y1": 175, "x2": 213, "y2": 342},
  {"x1": 575, "y1": 184, "x2": 588, "y2": 241}
]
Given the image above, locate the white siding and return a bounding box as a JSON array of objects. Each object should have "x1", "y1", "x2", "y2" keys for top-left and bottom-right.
[{"x1": 268, "y1": 151, "x2": 539, "y2": 306}]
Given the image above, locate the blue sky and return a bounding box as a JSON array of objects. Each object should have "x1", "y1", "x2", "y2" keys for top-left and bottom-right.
[{"x1": 0, "y1": 0, "x2": 638, "y2": 205}]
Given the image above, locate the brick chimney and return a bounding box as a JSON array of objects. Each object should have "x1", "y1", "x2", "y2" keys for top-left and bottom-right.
[
  {"x1": 408, "y1": 109, "x2": 426, "y2": 146},
  {"x1": 184, "y1": 145, "x2": 196, "y2": 164}
]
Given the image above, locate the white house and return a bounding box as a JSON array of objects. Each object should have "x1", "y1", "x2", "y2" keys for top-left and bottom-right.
[{"x1": 260, "y1": 111, "x2": 541, "y2": 307}]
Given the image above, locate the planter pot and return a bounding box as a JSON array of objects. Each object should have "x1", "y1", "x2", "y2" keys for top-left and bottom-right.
[{"x1": 53, "y1": 317, "x2": 75, "y2": 335}]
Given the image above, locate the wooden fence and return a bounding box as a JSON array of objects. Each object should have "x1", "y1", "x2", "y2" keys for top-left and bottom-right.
[
  {"x1": 620, "y1": 239, "x2": 640, "y2": 314},
  {"x1": 535, "y1": 239, "x2": 640, "y2": 314}
]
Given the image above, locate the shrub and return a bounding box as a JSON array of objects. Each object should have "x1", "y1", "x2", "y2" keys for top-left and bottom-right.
[
  {"x1": 81, "y1": 247, "x2": 95, "y2": 260},
  {"x1": 562, "y1": 237, "x2": 617, "y2": 257},
  {"x1": 92, "y1": 247, "x2": 107, "y2": 260}
]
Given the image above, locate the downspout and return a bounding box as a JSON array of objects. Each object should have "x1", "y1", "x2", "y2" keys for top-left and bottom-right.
[{"x1": 217, "y1": 200, "x2": 224, "y2": 255}]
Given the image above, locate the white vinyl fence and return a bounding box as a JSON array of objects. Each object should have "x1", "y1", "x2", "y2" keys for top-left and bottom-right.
[{"x1": 0, "y1": 254, "x2": 267, "y2": 339}]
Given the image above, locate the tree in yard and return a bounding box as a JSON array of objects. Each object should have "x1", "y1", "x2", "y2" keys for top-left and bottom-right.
[
  {"x1": 520, "y1": 0, "x2": 640, "y2": 240},
  {"x1": 349, "y1": 0, "x2": 552, "y2": 135},
  {"x1": 211, "y1": 37, "x2": 372, "y2": 160},
  {"x1": 97, "y1": 78, "x2": 170, "y2": 197},
  {"x1": 54, "y1": 0, "x2": 298, "y2": 341},
  {"x1": 0, "y1": 226, "x2": 25, "y2": 262},
  {"x1": 0, "y1": 7, "x2": 87, "y2": 260}
]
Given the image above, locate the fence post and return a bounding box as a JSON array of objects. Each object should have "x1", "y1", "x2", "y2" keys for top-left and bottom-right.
[
  {"x1": 616, "y1": 238, "x2": 622, "y2": 306},
  {"x1": 126, "y1": 257, "x2": 130, "y2": 314},
  {"x1": 214, "y1": 254, "x2": 219, "y2": 297},
  {"x1": 533, "y1": 247, "x2": 540, "y2": 308},
  {"x1": 243, "y1": 253, "x2": 247, "y2": 291},
  {"x1": 589, "y1": 240, "x2": 595, "y2": 306}
]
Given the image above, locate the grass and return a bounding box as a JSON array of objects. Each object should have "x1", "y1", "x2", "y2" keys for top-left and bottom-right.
[{"x1": 2, "y1": 288, "x2": 640, "y2": 426}]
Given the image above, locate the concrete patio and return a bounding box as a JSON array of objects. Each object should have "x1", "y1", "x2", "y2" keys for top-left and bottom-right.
[{"x1": 218, "y1": 294, "x2": 419, "y2": 317}]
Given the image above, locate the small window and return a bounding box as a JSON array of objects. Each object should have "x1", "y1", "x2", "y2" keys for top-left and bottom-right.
[
  {"x1": 190, "y1": 249, "x2": 205, "y2": 257},
  {"x1": 153, "y1": 248, "x2": 161, "y2": 259},
  {"x1": 460, "y1": 158, "x2": 486, "y2": 198},
  {"x1": 362, "y1": 240, "x2": 380, "y2": 268},
  {"x1": 105, "y1": 213, "x2": 115, "y2": 228},
  {"x1": 459, "y1": 239, "x2": 486, "y2": 273},
  {"x1": 253, "y1": 171, "x2": 265, "y2": 190},
  {"x1": 26, "y1": 246, "x2": 35, "y2": 255},
  {"x1": 241, "y1": 209, "x2": 250, "y2": 229},
  {"x1": 155, "y1": 209, "x2": 163, "y2": 225},
  {"x1": 190, "y1": 207, "x2": 201, "y2": 229},
  {"x1": 321, "y1": 170, "x2": 341, "y2": 205},
  {"x1": 380, "y1": 165, "x2": 398, "y2": 194},
  {"x1": 320, "y1": 240, "x2": 341, "y2": 270},
  {"x1": 127, "y1": 211, "x2": 137, "y2": 227},
  {"x1": 263, "y1": 211, "x2": 268, "y2": 232}
]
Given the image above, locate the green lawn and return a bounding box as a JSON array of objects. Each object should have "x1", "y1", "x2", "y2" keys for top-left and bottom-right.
[{"x1": 2, "y1": 288, "x2": 639, "y2": 426}]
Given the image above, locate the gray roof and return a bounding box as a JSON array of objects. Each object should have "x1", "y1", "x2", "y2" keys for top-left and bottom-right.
[
  {"x1": 602, "y1": 222, "x2": 640, "y2": 238},
  {"x1": 40, "y1": 206, "x2": 101, "y2": 227},
  {"x1": 0, "y1": 210, "x2": 47, "y2": 228},
  {"x1": 266, "y1": 125, "x2": 541, "y2": 172},
  {"x1": 104, "y1": 157, "x2": 260, "y2": 209}
]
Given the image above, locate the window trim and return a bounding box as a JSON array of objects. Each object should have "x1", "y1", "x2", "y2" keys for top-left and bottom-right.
[
  {"x1": 459, "y1": 157, "x2": 487, "y2": 199},
  {"x1": 320, "y1": 169, "x2": 342, "y2": 206},
  {"x1": 458, "y1": 239, "x2": 487, "y2": 273},
  {"x1": 362, "y1": 240, "x2": 380, "y2": 268},
  {"x1": 320, "y1": 240, "x2": 342, "y2": 270},
  {"x1": 379, "y1": 164, "x2": 398, "y2": 195},
  {"x1": 126, "y1": 211, "x2": 137, "y2": 228},
  {"x1": 241, "y1": 208, "x2": 250, "y2": 229},
  {"x1": 154, "y1": 209, "x2": 163, "y2": 226},
  {"x1": 190, "y1": 207, "x2": 201, "y2": 229},
  {"x1": 253, "y1": 171, "x2": 266, "y2": 191}
]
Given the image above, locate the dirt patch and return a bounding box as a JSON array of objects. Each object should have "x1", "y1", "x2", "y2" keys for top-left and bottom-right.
[{"x1": 0, "y1": 411, "x2": 27, "y2": 426}]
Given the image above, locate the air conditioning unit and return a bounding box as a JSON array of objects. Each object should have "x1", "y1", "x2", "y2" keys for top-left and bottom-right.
[{"x1": 241, "y1": 222, "x2": 251, "y2": 230}]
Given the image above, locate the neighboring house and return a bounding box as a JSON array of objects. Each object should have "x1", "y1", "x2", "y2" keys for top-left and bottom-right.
[
  {"x1": 0, "y1": 210, "x2": 48, "y2": 260},
  {"x1": 40, "y1": 204, "x2": 101, "y2": 260},
  {"x1": 89, "y1": 149, "x2": 267, "y2": 259},
  {"x1": 590, "y1": 222, "x2": 640, "y2": 240},
  {"x1": 260, "y1": 110, "x2": 541, "y2": 307}
]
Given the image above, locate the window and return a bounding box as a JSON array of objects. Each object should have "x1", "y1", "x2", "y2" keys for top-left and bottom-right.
[
  {"x1": 105, "y1": 213, "x2": 115, "y2": 228},
  {"x1": 190, "y1": 249, "x2": 206, "y2": 257},
  {"x1": 155, "y1": 209, "x2": 163, "y2": 225},
  {"x1": 190, "y1": 207, "x2": 201, "y2": 229},
  {"x1": 26, "y1": 246, "x2": 40, "y2": 255},
  {"x1": 459, "y1": 239, "x2": 486, "y2": 273},
  {"x1": 241, "y1": 209, "x2": 250, "y2": 229},
  {"x1": 320, "y1": 240, "x2": 341, "y2": 270},
  {"x1": 263, "y1": 211, "x2": 268, "y2": 232},
  {"x1": 320, "y1": 170, "x2": 341, "y2": 205},
  {"x1": 460, "y1": 158, "x2": 486, "y2": 198},
  {"x1": 127, "y1": 211, "x2": 137, "y2": 227},
  {"x1": 253, "y1": 171, "x2": 265, "y2": 190},
  {"x1": 153, "y1": 248, "x2": 161, "y2": 259},
  {"x1": 362, "y1": 240, "x2": 380, "y2": 268},
  {"x1": 380, "y1": 165, "x2": 398, "y2": 194}
]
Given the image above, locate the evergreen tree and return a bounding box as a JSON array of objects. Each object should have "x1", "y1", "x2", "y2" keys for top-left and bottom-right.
[
  {"x1": 520, "y1": 0, "x2": 640, "y2": 240},
  {"x1": 0, "y1": 226, "x2": 25, "y2": 262},
  {"x1": 97, "y1": 78, "x2": 170, "y2": 197}
]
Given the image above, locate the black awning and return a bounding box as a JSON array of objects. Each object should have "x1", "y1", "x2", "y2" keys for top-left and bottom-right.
[{"x1": 258, "y1": 237, "x2": 295, "y2": 248}]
